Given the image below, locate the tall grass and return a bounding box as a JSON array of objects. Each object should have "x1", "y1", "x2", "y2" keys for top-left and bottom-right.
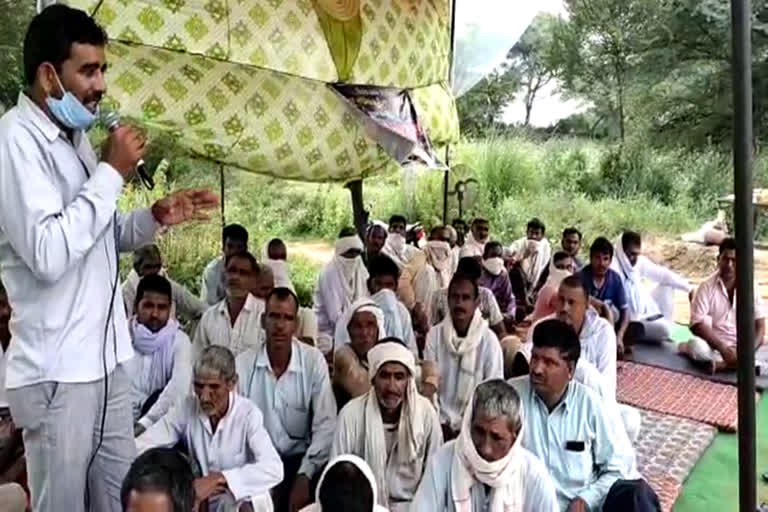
[{"x1": 120, "y1": 136, "x2": 752, "y2": 301}]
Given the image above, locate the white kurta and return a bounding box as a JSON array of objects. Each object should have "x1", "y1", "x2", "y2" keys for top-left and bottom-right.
[
  {"x1": 610, "y1": 255, "x2": 692, "y2": 321},
  {"x1": 410, "y1": 440, "x2": 559, "y2": 512},
  {"x1": 128, "y1": 329, "x2": 193, "y2": 429},
  {"x1": 194, "y1": 294, "x2": 265, "y2": 358},
  {"x1": 200, "y1": 256, "x2": 226, "y2": 307},
  {"x1": 332, "y1": 392, "x2": 443, "y2": 511},
  {"x1": 136, "y1": 392, "x2": 283, "y2": 510},
  {"x1": 236, "y1": 340, "x2": 336, "y2": 480},
  {"x1": 424, "y1": 324, "x2": 503, "y2": 428},
  {"x1": 313, "y1": 259, "x2": 369, "y2": 336}
]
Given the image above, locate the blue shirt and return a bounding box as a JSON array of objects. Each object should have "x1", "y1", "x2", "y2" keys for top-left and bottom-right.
[{"x1": 579, "y1": 266, "x2": 628, "y2": 312}]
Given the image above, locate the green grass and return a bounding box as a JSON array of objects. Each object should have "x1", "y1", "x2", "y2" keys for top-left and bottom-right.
[{"x1": 676, "y1": 395, "x2": 768, "y2": 511}]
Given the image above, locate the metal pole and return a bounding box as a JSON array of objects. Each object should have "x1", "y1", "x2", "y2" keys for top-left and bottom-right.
[
  {"x1": 443, "y1": 0, "x2": 458, "y2": 226},
  {"x1": 219, "y1": 164, "x2": 226, "y2": 231},
  {"x1": 731, "y1": 1, "x2": 756, "y2": 511},
  {"x1": 443, "y1": 149, "x2": 450, "y2": 224}
]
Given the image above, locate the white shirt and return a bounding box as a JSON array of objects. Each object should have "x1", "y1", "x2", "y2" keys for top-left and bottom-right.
[
  {"x1": 137, "y1": 392, "x2": 283, "y2": 507},
  {"x1": 424, "y1": 324, "x2": 503, "y2": 428},
  {"x1": 0, "y1": 346, "x2": 7, "y2": 408},
  {"x1": 201, "y1": 256, "x2": 226, "y2": 307},
  {"x1": 123, "y1": 268, "x2": 206, "y2": 322},
  {"x1": 127, "y1": 329, "x2": 192, "y2": 430},
  {"x1": 525, "y1": 309, "x2": 617, "y2": 397},
  {"x1": 194, "y1": 294, "x2": 264, "y2": 358},
  {"x1": 410, "y1": 441, "x2": 559, "y2": 512},
  {"x1": 0, "y1": 93, "x2": 158, "y2": 387},
  {"x1": 430, "y1": 287, "x2": 504, "y2": 327},
  {"x1": 610, "y1": 255, "x2": 692, "y2": 319},
  {"x1": 509, "y1": 377, "x2": 630, "y2": 511},
  {"x1": 236, "y1": 340, "x2": 337, "y2": 479}
]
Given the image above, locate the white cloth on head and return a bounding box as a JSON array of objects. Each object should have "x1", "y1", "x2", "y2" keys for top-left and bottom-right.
[
  {"x1": 334, "y1": 298, "x2": 386, "y2": 349},
  {"x1": 299, "y1": 454, "x2": 389, "y2": 512},
  {"x1": 543, "y1": 259, "x2": 572, "y2": 290},
  {"x1": 381, "y1": 234, "x2": 419, "y2": 270},
  {"x1": 424, "y1": 241, "x2": 453, "y2": 288},
  {"x1": 509, "y1": 237, "x2": 551, "y2": 287},
  {"x1": 459, "y1": 232, "x2": 485, "y2": 259},
  {"x1": 314, "y1": 238, "x2": 369, "y2": 335},
  {"x1": 370, "y1": 289, "x2": 418, "y2": 356},
  {"x1": 451, "y1": 385, "x2": 527, "y2": 512}
]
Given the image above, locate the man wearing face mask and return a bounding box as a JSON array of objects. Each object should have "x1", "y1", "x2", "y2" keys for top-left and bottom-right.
[
  {"x1": 0, "y1": 7, "x2": 219, "y2": 511},
  {"x1": 413, "y1": 226, "x2": 455, "y2": 323},
  {"x1": 381, "y1": 215, "x2": 419, "y2": 269},
  {"x1": 128, "y1": 275, "x2": 192, "y2": 439},
  {"x1": 479, "y1": 242, "x2": 516, "y2": 325},
  {"x1": 459, "y1": 218, "x2": 490, "y2": 259},
  {"x1": 314, "y1": 228, "x2": 370, "y2": 338},
  {"x1": 508, "y1": 219, "x2": 552, "y2": 321}
]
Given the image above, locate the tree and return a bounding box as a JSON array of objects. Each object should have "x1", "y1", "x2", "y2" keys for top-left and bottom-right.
[
  {"x1": 0, "y1": 1, "x2": 34, "y2": 109},
  {"x1": 508, "y1": 14, "x2": 559, "y2": 126},
  {"x1": 456, "y1": 65, "x2": 520, "y2": 138}
]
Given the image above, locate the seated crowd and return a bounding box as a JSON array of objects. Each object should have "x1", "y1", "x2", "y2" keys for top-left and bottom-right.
[{"x1": 1, "y1": 215, "x2": 760, "y2": 512}]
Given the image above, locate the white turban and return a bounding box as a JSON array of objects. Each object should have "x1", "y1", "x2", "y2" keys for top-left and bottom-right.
[
  {"x1": 335, "y1": 235, "x2": 364, "y2": 256},
  {"x1": 334, "y1": 298, "x2": 386, "y2": 349},
  {"x1": 300, "y1": 454, "x2": 388, "y2": 512},
  {"x1": 366, "y1": 341, "x2": 416, "y2": 380}
]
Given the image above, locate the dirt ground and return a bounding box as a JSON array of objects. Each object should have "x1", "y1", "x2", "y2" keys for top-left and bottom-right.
[{"x1": 289, "y1": 236, "x2": 768, "y2": 324}]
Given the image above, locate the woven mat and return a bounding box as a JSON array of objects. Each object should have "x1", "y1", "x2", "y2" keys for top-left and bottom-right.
[
  {"x1": 617, "y1": 362, "x2": 740, "y2": 431},
  {"x1": 635, "y1": 410, "x2": 717, "y2": 512}
]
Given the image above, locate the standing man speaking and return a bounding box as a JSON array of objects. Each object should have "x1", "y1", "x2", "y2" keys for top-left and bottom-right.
[{"x1": 0, "y1": 5, "x2": 218, "y2": 512}]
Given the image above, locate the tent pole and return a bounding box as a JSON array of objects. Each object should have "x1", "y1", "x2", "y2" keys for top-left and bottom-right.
[
  {"x1": 219, "y1": 164, "x2": 226, "y2": 230},
  {"x1": 348, "y1": 180, "x2": 368, "y2": 243},
  {"x1": 731, "y1": 1, "x2": 756, "y2": 511},
  {"x1": 443, "y1": 0, "x2": 458, "y2": 226},
  {"x1": 443, "y1": 147, "x2": 450, "y2": 224}
]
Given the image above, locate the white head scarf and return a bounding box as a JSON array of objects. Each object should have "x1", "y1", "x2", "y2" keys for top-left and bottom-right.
[
  {"x1": 333, "y1": 236, "x2": 369, "y2": 303},
  {"x1": 460, "y1": 232, "x2": 485, "y2": 259},
  {"x1": 613, "y1": 235, "x2": 649, "y2": 320},
  {"x1": 334, "y1": 298, "x2": 386, "y2": 349},
  {"x1": 424, "y1": 240, "x2": 453, "y2": 288},
  {"x1": 361, "y1": 342, "x2": 424, "y2": 508},
  {"x1": 371, "y1": 289, "x2": 411, "y2": 344},
  {"x1": 543, "y1": 257, "x2": 572, "y2": 290},
  {"x1": 451, "y1": 383, "x2": 526, "y2": 512},
  {"x1": 300, "y1": 454, "x2": 389, "y2": 512}
]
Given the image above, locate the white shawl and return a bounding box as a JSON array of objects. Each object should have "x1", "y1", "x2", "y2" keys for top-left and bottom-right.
[
  {"x1": 451, "y1": 387, "x2": 526, "y2": 512},
  {"x1": 362, "y1": 342, "x2": 423, "y2": 509},
  {"x1": 509, "y1": 237, "x2": 551, "y2": 287},
  {"x1": 459, "y1": 232, "x2": 486, "y2": 259},
  {"x1": 381, "y1": 234, "x2": 417, "y2": 270},
  {"x1": 334, "y1": 298, "x2": 386, "y2": 349},
  {"x1": 424, "y1": 240, "x2": 454, "y2": 288},
  {"x1": 613, "y1": 236, "x2": 656, "y2": 320},
  {"x1": 441, "y1": 309, "x2": 487, "y2": 430},
  {"x1": 300, "y1": 454, "x2": 389, "y2": 512},
  {"x1": 371, "y1": 289, "x2": 412, "y2": 347}
]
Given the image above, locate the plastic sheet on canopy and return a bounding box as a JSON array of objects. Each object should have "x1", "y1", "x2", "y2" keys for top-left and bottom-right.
[
  {"x1": 451, "y1": 0, "x2": 544, "y2": 98},
  {"x1": 54, "y1": 0, "x2": 459, "y2": 182}
]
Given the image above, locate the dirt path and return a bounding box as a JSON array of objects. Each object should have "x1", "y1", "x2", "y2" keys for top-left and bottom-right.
[{"x1": 289, "y1": 239, "x2": 334, "y2": 266}]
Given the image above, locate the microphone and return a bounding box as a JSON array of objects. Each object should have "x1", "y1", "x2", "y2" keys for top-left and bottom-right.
[{"x1": 100, "y1": 110, "x2": 155, "y2": 190}]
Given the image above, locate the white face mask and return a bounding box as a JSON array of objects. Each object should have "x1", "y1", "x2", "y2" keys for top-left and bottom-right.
[
  {"x1": 388, "y1": 233, "x2": 406, "y2": 253},
  {"x1": 483, "y1": 257, "x2": 505, "y2": 276},
  {"x1": 526, "y1": 239, "x2": 542, "y2": 253}
]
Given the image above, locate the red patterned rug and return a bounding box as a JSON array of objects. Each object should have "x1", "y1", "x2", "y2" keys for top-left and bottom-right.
[
  {"x1": 617, "y1": 362, "x2": 741, "y2": 431},
  {"x1": 635, "y1": 410, "x2": 717, "y2": 512}
]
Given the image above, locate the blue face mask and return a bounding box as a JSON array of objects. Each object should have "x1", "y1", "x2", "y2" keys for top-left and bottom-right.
[{"x1": 45, "y1": 73, "x2": 97, "y2": 131}]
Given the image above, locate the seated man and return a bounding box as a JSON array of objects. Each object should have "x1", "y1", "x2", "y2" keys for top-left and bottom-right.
[
  {"x1": 579, "y1": 237, "x2": 630, "y2": 356},
  {"x1": 0, "y1": 280, "x2": 24, "y2": 488},
  {"x1": 299, "y1": 455, "x2": 388, "y2": 512},
  {"x1": 333, "y1": 299, "x2": 386, "y2": 406},
  {"x1": 530, "y1": 251, "x2": 575, "y2": 323},
  {"x1": 431, "y1": 257, "x2": 507, "y2": 339},
  {"x1": 459, "y1": 218, "x2": 490, "y2": 259},
  {"x1": 526, "y1": 276, "x2": 617, "y2": 396},
  {"x1": 535, "y1": 227, "x2": 584, "y2": 292},
  {"x1": 411, "y1": 380, "x2": 559, "y2": 512},
  {"x1": 425, "y1": 274, "x2": 503, "y2": 440},
  {"x1": 413, "y1": 226, "x2": 454, "y2": 323},
  {"x1": 137, "y1": 346, "x2": 283, "y2": 511},
  {"x1": 194, "y1": 252, "x2": 264, "y2": 358},
  {"x1": 201, "y1": 224, "x2": 249, "y2": 306},
  {"x1": 367, "y1": 255, "x2": 418, "y2": 356},
  {"x1": 510, "y1": 320, "x2": 659, "y2": 512},
  {"x1": 381, "y1": 215, "x2": 419, "y2": 270},
  {"x1": 314, "y1": 228, "x2": 369, "y2": 337},
  {"x1": 129, "y1": 275, "x2": 192, "y2": 437},
  {"x1": 236, "y1": 288, "x2": 336, "y2": 512},
  {"x1": 680, "y1": 238, "x2": 766, "y2": 372},
  {"x1": 479, "y1": 241, "x2": 516, "y2": 326},
  {"x1": 123, "y1": 244, "x2": 206, "y2": 323},
  {"x1": 508, "y1": 218, "x2": 552, "y2": 319},
  {"x1": 613, "y1": 231, "x2": 692, "y2": 347},
  {"x1": 121, "y1": 447, "x2": 195, "y2": 512},
  {"x1": 332, "y1": 340, "x2": 442, "y2": 511},
  {"x1": 452, "y1": 218, "x2": 468, "y2": 249},
  {"x1": 365, "y1": 223, "x2": 388, "y2": 263},
  {"x1": 262, "y1": 238, "x2": 291, "y2": 289}
]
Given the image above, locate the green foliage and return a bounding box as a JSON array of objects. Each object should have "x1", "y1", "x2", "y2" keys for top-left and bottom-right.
[{"x1": 0, "y1": 1, "x2": 34, "y2": 109}]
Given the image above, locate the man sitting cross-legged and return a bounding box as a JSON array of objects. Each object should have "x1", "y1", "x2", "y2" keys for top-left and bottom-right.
[
  {"x1": 137, "y1": 346, "x2": 283, "y2": 512},
  {"x1": 612, "y1": 231, "x2": 692, "y2": 349},
  {"x1": 129, "y1": 275, "x2": 192, "y2": 437},
  {"x1": 510, "y1": 319, "x2": 660, "y2": 512},
  {"x1": 411, "y1": 379, "x2": 559, "y2": 512},
  {"x1": 194, "y1": 252, "x2": 265, "y2": 358},
  {"x1": 679, "y1": 237, "x2": 766, "y2": 372},
  {"x1": 425, "y1": 274, "x2": 503, "y2": 441},
  {"x1": 332, "y1": 339, "x2": 442, "y2": 512},
  {"x1": 236, "y1": 288, "x2": 337, "y2": 512}
]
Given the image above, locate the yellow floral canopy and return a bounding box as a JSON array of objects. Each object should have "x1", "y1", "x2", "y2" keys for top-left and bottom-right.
[{"x1": 59, "y1": 0, "x2": 460, "y2": 182}]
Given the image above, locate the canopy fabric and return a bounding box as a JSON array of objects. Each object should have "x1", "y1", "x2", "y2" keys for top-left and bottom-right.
[{"x1": 61, "y1": 0, "x2": 459, "y2": 182}]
